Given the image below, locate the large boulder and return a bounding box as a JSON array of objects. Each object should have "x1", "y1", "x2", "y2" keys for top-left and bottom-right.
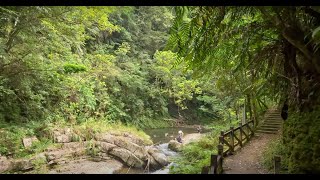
[
  {"x1": 113, "y1": 136, "x2": 148, "y2": 161},
  {"x1": 109, "y1": 148, "x2": 145, "y2": 168},
  {"x1": 168, "y1": 140, "x2": 183, "y2": 152},
  {"x1": 52, "y1": 128, "x2": 73, "y2": 143},
  {"x1": 145, "y1": 147, "x2": 169, "y2": 169},
  {"x1": 46, "y1": 150, "x2": 69, "y2": 162},
  {"x1": 96, "y1": 142, "x2": 117, "y2": 152},
  {"x1": 62, "y1": 142, "x2": 85, "y2": 150},
  {"x1": 147, "y1": 148, "x2": 169, "y2": 167},
  {"x1": 95, "y1": 134, "x2": 115, "y2": 144},
  {"x1": 148, "y1": 155, "x2": 160, "y2": 170},
  {"x1": 45, "y1": 146, "x2": 86, "y2": 162},
  {"x1": 122, "y1": 132, "x2": 147, "y2": 146},
  {"x1": 0, "y1": 156, "x2": 13, "y2": 173},
  {"x1": 22, "y1": 136, "x2": 39, "y2": 148},
  {"x1": 12, "y1": 159, "x2": 33, "y2": 171}
]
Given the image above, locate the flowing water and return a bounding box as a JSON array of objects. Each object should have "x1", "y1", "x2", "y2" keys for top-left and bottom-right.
[
  {"x1": 114, "y1": 126, "x2": 210, "y2": 174},
  {"x1": 144, "y1": 126, "x2": 205, "y2": 144}
]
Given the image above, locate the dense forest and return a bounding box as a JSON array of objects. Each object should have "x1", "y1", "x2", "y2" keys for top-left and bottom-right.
[{"x1": 0, "y1": 6, "x2": 319, "y2": 174}]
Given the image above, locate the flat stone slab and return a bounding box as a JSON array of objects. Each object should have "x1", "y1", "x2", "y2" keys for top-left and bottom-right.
[{"x1": 48, "y1": 158, "x2": 123, "y2": 174}]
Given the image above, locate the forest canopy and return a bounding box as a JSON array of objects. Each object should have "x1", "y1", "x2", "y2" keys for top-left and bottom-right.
[{"x1": 0, "y1": 6, "x2": 319, "y2": 173}]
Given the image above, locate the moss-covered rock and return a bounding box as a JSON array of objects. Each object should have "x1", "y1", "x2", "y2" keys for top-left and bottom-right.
[{"x1": 282, "y1": 107, "x2": 320, "y2": 173}]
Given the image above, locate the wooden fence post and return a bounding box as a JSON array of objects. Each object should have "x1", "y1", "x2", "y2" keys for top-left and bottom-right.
[
  {"x1": 217, "y1": 144, "x2": 224, "y2": 174},
  {"x1": 220, "y1": 131, "x2": 224, "y2": 140},
  {"x1": 239, "y1": 122, "x2": 243, "y2": 147},
  {"x1": 274, "y1": 156, "x2": 281, "y2": 174},
  {"x1": 218, "y1": 144, "x2": 223, "y2": 156},
  {"x1": 219, "y1": 131, "x2": 224, "y2": 147},
  {"x1": 201, "y1": 166, "x2": 209, "y2": 174},
  {"x1": 230, "y1": 127, "x2": 234, "y2": 153},
  {"x1": 210, "y1": 154, "x2": 218, "y2": 174},
  {"x1": 251, "y1": 121, "x2": 255, "y2": 136}
]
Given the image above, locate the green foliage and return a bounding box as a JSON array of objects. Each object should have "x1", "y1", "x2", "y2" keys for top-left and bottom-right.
[
  {"x1": 30, "y1": 157, "x2": 48, "y2": 174},
  {"x1": 0, "y1": 120, "x2": 55, "y2": 158},
  {"x1": 170, "y1": 127, "x2": 223, "y2": 174},
  {"x1": 0, "y1": 7, "x2": 292, "y2": 173},
  {"x1": 262, "y1": 136, "x2": 289, "y2": 173},
  {"x1": 282, "y1": 107, "x2": 320, "y2": 173},
  {"x1": 63, "y1": 63, "x2": 87, "y2": 74},
  {"x1": 0, "y1": 6, "x2": 231, "y2": 134},
  {"x1": 86, "y1": 139, "x2": 99, "y2": 157}
]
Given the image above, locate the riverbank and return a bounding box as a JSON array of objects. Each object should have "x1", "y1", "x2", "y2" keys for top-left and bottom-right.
[
  {"x1": 0, "y1": 120, "x2": 172, "y2": 174},
  {"x1": 114, "y1": 131, "x2": 208, "y2": 174},
  {"x1": 0, "y1": 123, "x2": 209, "y2": 174}
]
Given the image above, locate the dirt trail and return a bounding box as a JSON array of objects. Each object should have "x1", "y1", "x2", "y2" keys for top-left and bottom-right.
[{"x1": 223, "y1": 134, "x2": 277, "y2": 174}]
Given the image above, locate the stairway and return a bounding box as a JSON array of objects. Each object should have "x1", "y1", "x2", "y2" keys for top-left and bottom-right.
[{"x1": 256, "y1": 109, "x2": 283, "y2": 134}]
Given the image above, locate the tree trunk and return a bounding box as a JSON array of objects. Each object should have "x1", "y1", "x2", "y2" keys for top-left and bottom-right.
[
  {"x1": 281, "y1": 27, "x2": 320, "y2": 74},
  {"x1": 250, "y1": 92, "x2": 259, "y2": 127},
  {"x1": 246, "y1": 94, "x2": 252, "y2": 122}
]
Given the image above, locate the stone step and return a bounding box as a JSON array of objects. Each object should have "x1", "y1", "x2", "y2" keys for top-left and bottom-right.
[
  {"x1": 256, "y1": 130, "x2": 279, "y2": 134},
  {"x1": 266, "y1": 109, "x2": 280, "y2": 112},
  {"x1": 263, "y1": 123, "x2": 282, "y2": 127},
  {"x1": 266, "y1": 119, "x2": 282, "y2": 121},
  {"x1": 264, "y1": 118, "x2": 283, "y2": 121},
  {"x1": 266, "y1": 119, "x2": 281, "y2": 121},
  {"x1": 267, "y1": 111, "x2": 280, "y2": 113},
  {"x1": 264, "y1": 121, "x2": 282, "y2": 124},
  {"x1": 260, "y1": 124, "x2": 282, "y2": 128},
  {"x1": 263, "y1": 121, "x2": 282, "y2": 124},
  {"x1": 258, "y1": 125, "x2": 280, "y2": 129},
  {"x1": 257, "y1": 127, "x2": 280, "y2": 131},
  {"x1": 266, "y1": 115, "x2": 281, "y2": 117},
  {"x1": 259, "y1": 124, "x2": 282, "y2": 128},
  {"x1": 266, "y1": 115, "x2": 281, "y2": 118},
  {"x1": 266, "y1": 117, "x2": 281, "y2": 120},
  {"x1": 262, "y1": 123, "x2": 282, "y2": 126}
]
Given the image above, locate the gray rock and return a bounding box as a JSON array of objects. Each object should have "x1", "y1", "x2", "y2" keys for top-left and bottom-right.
[
  {"x1": 123, "y1": 133, "x2": 146, "y2": 146},
  {"x1": 22, "y1": 136, "x2": 39, "y2": 148},
  {"x1": 113, "y1": 136, "x2": 148, "y2": 161},
  {"x1": 12, "y1": 159, "x2": 33, "y2": 171},
  {"x1": 55, "y1": 134, "x2": 72, "y2": 143},
  {"x1": 0, "y1": 156, "x2": 13, "y2": 173},
  {"x1": 95, "y1": 134, "x2": 115, "y2": 144},
  {"x1": 150, "y1": 152, "x2": 168, "y2": 167},
  {"x1": 147, "y1": 147, "x2": 161, "y2": 154},
  {"x1": 109, "y1": 148, "x2": 145, "y2": 168},
  {"x1": 168, "y1": 140, "x2": 183, "y2": 152},
  {"x1": 147, "y1": 147, "x2": 169, "y2": 167},
  {"x1": 148, "y1": 155, "x2": 161, "y2": 169},
  {"x1": 64, "y1": 128, "x2": 72, "y2": 135},
  {"x1": 52, "y1": 128, "x2": 73, "y2": 143},
  {"x1": 30, "y1": 153, "x2": 47, "y2": 163},
  {"x1": 62, "y1": 142, "x2": 84, "y2": 149},
  {"x1": 45, "y1": 149, "x2": 72, "y2": 161},
  {"x1": 97, "y1": 142, "x2": 116, "y2": 152}
]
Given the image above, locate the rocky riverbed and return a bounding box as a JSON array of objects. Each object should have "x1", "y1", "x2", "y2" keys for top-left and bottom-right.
[
  {"x1": 0, "y1": 127, "x2": 208, "y2": 174},
  {"x1": 0, "y1": 127, "x2": 169, "y2": 174}
]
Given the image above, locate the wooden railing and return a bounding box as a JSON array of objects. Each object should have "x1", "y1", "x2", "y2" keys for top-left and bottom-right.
[
  {"x1": 274, "y1": 155, "x2": 281, "y2": 174},
  {"x1": 202, "y1": 120, "x2": 255, "y2": 174}
]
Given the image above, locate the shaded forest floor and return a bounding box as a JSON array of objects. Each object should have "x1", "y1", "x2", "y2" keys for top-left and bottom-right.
[{"x1": 223, "y1": 134, "x2": 277, "y2": 174}]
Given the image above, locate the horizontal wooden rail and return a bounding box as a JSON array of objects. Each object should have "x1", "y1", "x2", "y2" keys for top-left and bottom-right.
[{"x1": 202, "y1": 120, "x2": 256, "y2": 174}]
